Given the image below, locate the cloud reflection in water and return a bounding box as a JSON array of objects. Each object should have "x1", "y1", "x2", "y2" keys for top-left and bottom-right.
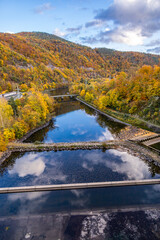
[
  {"x1": 106, "y1": 150, "x2": 151, "y2": 180},
  {"x1": 8, "y1": 152, "x2": 67, "y2": 185},
  {"x1": 9, "y1": 153, "x2": 45, "y2": 177},
  {"x1": 82, "y1": 149, "x2": 151, "y2": 180},
  {"x1": 98, "y1": 128, "x2": 114, "y2": 141}
]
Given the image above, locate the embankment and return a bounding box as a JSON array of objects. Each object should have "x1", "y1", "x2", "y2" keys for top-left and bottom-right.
[
  {"x1": 77, "y1": 97, "x2": 160, "y2": 133},
  {"x1": 6, "y1": 140, "x2": 160, "y2": 165}
]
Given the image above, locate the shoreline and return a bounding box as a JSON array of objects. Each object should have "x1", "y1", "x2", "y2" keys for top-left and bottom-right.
[
  {"x1": 0, "y1": 116, "x2": 54, "y2": 163},
  {"x1": 0, "y1": 151, "x2": 12, "y2": 165},
  {"x1": 0, "y1": 98, "x2": 159, "y2": 165},
  {"x1": 7, "y1": 140, "x2": 160, "y2": 166},
  {"x1": 77, "y1": 97, "x2": 129, "y2": 126},
  {"x1": 18, "y1": 119, "x2": 52, "y2": 143},
  {"x1": 77, "y1": 97, "x2": 160, "y2": 133}
]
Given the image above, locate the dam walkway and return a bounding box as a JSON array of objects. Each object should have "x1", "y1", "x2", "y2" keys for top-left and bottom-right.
[{"x1": 0, "y1": 179, "x2": 160, "y2": 194}]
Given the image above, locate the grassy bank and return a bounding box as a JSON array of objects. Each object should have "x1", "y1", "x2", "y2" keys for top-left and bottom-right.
[{"x1": 77, "y1": 97, "x2": 160, "y2": 133}]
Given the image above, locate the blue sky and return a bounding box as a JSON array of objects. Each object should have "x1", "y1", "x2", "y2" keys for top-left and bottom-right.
[{"x1": 0, "y1": 0, "x2": 160, "y2": 54}]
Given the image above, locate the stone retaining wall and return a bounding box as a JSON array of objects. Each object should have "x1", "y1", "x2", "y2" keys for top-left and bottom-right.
[{"x1": 6, "y1": 140, "x2": 160, "y2": 165}]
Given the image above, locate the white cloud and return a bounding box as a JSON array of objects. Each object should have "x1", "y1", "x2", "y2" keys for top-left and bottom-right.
[
  {"x1": 8, "y1": 152, "x2": 67, "y2": 185},
  {"x1": 82, "y1": 162, "x2": 93, "y2": 172},
  {"x1": 105, "y1": 28, "x2": 110, "y2": 32},
  {"x1": 147, "y1": 0, "x2": 160, "y2": 10},
  {"x1": 98, "y1": 128, "x2": 114, "y2": 141},
  {"x1": 83, "y1": 0, "x2": 160, "y2": 46},
  {"x1": 81, "y1": 150, "x2": 151, "y2": 180},
  {"x1": 53, "y1": 28, "x2": 67, "y2": 37},
  {"x1": 70, "y1": 197, "x2": 88, "y2": 207},
  {"x1": 106, "y1": 149, "x2": 150, "y2": 180},
  {"x1": 82, "y1": 152, "x2": 105, "y2": 166},
  {"x1": 9, "y1": 153, "x2": 45, "y2": 177},
  {"x1": 110, "y1": 27, "x2": 145, "y2": 46},
  {"x1": 34, "y1": 3, "x2": 53, "y2": 14},
  {"x1": 71, "y1": 189, "x2": 85, "y2": 197},
  {"x1": 8, "y1": 192, "x2": 47, "y2": 201},
  {"x1": 71, "y1": 129, "x2": 87, "y2": 136},
  {"x1": 85, "y1": 20, "x2": 104, "y2": 28},
  {"x1": 83, "y1": 26, "x2": 146, "y2": 46},
  {"x1": 8, "y1": 191, "x2": 49, "y2": 217},
  {"x1": 5, "y1": 31, "x2": 14, "y2": 34}
]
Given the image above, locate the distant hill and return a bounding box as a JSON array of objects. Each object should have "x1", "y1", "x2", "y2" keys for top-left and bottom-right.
[
  {"x1": 17, "y1": 32, "x2": 72, "y2": 44},
  {"x1": 0, "y1": 31, "x2": 159, "y2": 92},
  {"x1": 96, "y1": 48, "x2": 159, "y2": 73}
]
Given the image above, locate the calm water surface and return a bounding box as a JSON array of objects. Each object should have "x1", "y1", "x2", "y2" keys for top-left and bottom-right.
[
  {"x1": 25, "y1": 101, "x2": 126, "y2": 143},
  {"x1": 0, "y1": 149, "x2": 160, "y2": 217},
  {"x1": 0, "y1": 96, "x2": 160, "y2": 239},
  {"x1": 1, "y1": 149, "x2": 160, "y2": 188}
]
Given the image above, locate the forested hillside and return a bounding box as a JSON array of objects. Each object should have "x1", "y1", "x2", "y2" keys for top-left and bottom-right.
[
  {"x1": 0, "y1": 32, "x2": 107, "y2": 92},
  {"x1": 0, "y1": 31, "x2": 160, "y2": 129},
  {"x1": 0, "y1": 32, "x2": 159, "y2": 92},
  {"x1": 96, "y1": 48, "x2": 160, "y2": 74},
  {"x1": 71, "y1": 65, "x2": 160, "y2": 125}
]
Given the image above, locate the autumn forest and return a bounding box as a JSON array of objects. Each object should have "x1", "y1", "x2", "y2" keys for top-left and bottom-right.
[{"x1": 0, "y1": 32, "x2": 160, "y2": 150}]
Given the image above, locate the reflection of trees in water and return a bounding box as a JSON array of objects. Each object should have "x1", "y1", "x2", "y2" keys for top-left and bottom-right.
[
  {"x1": 25, "y1": 120, "x2": 55, "y2": 143},
  {"x1": 80, "y1": 104, "x2": 96, "y2": 117},
  {"x1": 25, "y1": 101, "x2": 81, "y2": 143},
  {"x1": 148, "y1": 161, "x2": 160, "y2": 177},
  {"x1": 0, "y1": 152, "x2": 24, "y2": 176},
  {"x1": 80, "y1": 103, "x2": 126, "y2": 136},
  {"x1": 24, "y1": 100, "x2": 126, "y2": 143},
  {"x1": 56, "y1": 101, "x2": 81, "y2": 117},
  {"x1": 151, "y1": 143, "x2": 160, "y2": 151},
  {"x1": 48, "y1": 87, "x2": 69, "y2": 96},
  {"x1": 96, "y1": 114, "x2": 126, "y2": 136}
]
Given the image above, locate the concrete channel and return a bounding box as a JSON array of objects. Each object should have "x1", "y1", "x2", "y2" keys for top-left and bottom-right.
[{"x1": 0, "y1": 179, "x2": 160, "y2": 194}]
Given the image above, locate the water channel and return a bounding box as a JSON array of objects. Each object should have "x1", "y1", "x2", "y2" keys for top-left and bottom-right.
[
  {"x1": 25, "y1": 100, "x2": 125, "y2": 143},
  {"x1": 0, "y1": 96, "x2": 160, "y2": 239}
]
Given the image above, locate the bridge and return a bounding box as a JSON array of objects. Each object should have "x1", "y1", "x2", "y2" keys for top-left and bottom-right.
[
  {"x1": 0, "y1": 179, "x2": 160, "y2": 194},
  {"x1": 51, "y1": 94, "x2": 78, "y2": 99},
  {"x1": 0, "y1": 91, "x2": 22, "y2": 100}
]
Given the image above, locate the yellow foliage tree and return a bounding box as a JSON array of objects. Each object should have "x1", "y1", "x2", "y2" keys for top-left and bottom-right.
[
  {"x1": 0, "y1": 133, "x2": 7, "y2": 151},
  {"x1": 20, "y1": 84, "x2": 28, "y2": 92},
  {"x1": 3, "y1": 128, "x2": 15, "y2": 143},
  {"x1": 85, "y1": 92, "x2": 94, "y2": 103},
  {"x1": 21, "y1": 105, "x2": 41, "y2": 129},
  {"x1": 13, "y1": 120, "x2": 29, "y2": 139},
  {"x1": 27, "y1": 91, "x2": 49, "y2": 121},
  {"x1": 80, "y1": 89, "x2": 85, "y2": 97},
  {"x1": 0, "y1": 98, "x2": 13, "y2": 128}
]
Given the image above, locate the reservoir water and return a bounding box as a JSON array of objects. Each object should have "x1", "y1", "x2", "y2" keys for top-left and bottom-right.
[
  {"x1": 0, "y1": 148, "x2": 160, "y2": 217},
  {"x1": 0, "y1": 99, "x2": 160, "y2": 239},
  {"x1": 25, "y1": 101, "x2": 126, "y2": 143}
]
